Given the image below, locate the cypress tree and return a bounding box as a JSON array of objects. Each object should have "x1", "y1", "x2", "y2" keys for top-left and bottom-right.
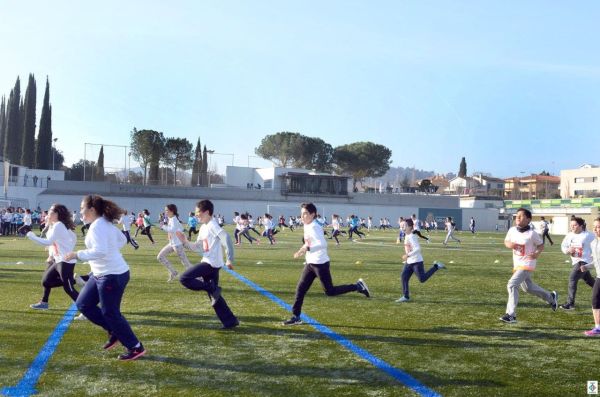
[
  {"x1": 96, "y1": 145, "x2": 105, "y2": 180},
  {"x1": 191, "y1": 137, "x2": 202, "y2": 186},
  {"x1": 35, "y1": 78, "x2": 52, "y2": 169},
  {"x1": 21, "y1": 74, "x2": 37, "y2": 167},
  {"x1": 202, "y1": 145, "x2": 208, "y2": 186},
  {"x1": 0, "y1": 96, "x2": 6, "y2": 157},
  {"x1": 4, "y1": 77, "x2": 22, "y2": 164},
  {"x1": 458, "y1": 157, "x2": 467, "y2": 178}
]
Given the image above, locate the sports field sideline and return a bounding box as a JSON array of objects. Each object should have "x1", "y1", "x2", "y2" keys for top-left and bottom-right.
[{"x1": 0, "y1": 227, "x2": 595, "y2": 396}]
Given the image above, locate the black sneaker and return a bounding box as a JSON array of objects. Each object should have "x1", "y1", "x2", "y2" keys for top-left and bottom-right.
[
  {"x1": 282, "y1": 315, "x2": 303, "y2": 326},
  {"x1": 550, "y1": 291, "x2": 558, "y2": 311},
  {"x1": 499, "y1": 313, "x2": 517, "y2": 323},
  {"x1": 118, "y1": 344, "x2": 146, "y2": 361},
  {"x1": 220, "y1": 319, "x2": 239, "y2": 330},
  {"x1": 103, "y1": 334, "x2": 120, "y2": 350},
  {"x1": 210, "y1": 286, "x2": 222, "y2": 306},
  {"x1": 559, "y1": 303, "x2": 575, "y2": 310},
  {"x1": 356, "y1": 278, "x2": 370, "y2": 298}
]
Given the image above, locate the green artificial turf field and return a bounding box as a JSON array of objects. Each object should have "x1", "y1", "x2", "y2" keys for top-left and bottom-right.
[{"x1": 0, "y1": 226, "x2": 595, "y2": 396}]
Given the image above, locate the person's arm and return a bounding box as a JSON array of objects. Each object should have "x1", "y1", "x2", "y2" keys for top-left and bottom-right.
[
  {"x1": 405, "y1": 239, "x2": 421, "y2": 258},
  {"x1": 560, "y1": 235, "x2": 571, "y2": 255},
  {"x1": 216, "y1": 229, "x2": 234, "y2": 268},
  {"x1": 26, "y1": 222, "x2": 62, "y2": 246},
  {"x1": 75, "y1": 225, "x2": 108, "y2": 261},
  {"x1": 529, "y1": 243, "x2": 544, "y2": 259}
]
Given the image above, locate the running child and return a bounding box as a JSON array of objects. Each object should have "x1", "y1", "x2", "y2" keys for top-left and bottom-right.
[
  {"x1": 157, "y1": 204, "x2": 192, "y2": 282},
  {"x1": 396, "y1": 218, "x2": 446, "y2": 303},
  {"x1": 283, "y1": 203, "x2": 370, "y2": 326}
]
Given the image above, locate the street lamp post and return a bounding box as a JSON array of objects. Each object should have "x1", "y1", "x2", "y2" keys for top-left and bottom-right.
[{"x1": 52, "y1": 138, "x2": 58, "y2": 171}]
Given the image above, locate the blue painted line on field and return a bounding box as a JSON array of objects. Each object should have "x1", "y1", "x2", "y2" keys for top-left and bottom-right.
[
  {"x1": 1, "y1": 303, "x2": 78, "y2": 397},
  {"x1": 224, "y1": 268, "x2": 441, "y2": 397}
]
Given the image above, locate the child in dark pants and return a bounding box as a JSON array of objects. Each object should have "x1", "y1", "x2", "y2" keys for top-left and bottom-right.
[
  {"x1": 177, "y1": 200, "x2": 238, "y2": 329},
  {"x1": 283, "y1": 203, "x2": 370, "y2": 326},
  {"x1": 396, "y1": 218, "x2": 445, "y2": 303}
]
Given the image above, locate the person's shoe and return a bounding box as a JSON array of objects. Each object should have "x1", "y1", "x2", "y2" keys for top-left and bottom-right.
[
  {"x1": 74, "y1": 313, "x2": 87, "y2": 321},
  {"x1": 220, "y1": 319, "x2": 240, "y2": 330},
  {"x1": 434, "y1": 261, "x2": 446, "y2": 269},
  {"x1": 103, "y1": 334, "x2": 120, "y2": 350},
  {"x1": 282, "y1": 315, "x2": 303, "y2": 326},
  {"x1": 395, "y1": 296, "x2": 410, "y2": 303},
  {"x1": 30, "y1": 301, "x2": 49, "y2": 310},
  {"x1": 356, "y1": 278, "x2": 370, "y2": 298},
  {"x1": 426, "y1": 239, "x2": 431, "y2": 244},
  {"x1": 499, "y1": 313, "x2": 517, "y2": 323},
  {"x1": 118, "y1": 344, "x2": 146, "y2": 361},
  {"x1": 584, "y1": 328, "x2": 600, "y2": 336},
  {"x1": 550, "y1": 291, "x2": 558, "y2": 311},
  {"x1": 559, "y1": 303, "x2": 575, "y2": 310},
  {"x1": 167, "y1": 271, "x2": 178, "y2": 283},
  {"x1": 210, "y1": 286, "x2": 222, "y2": 306},
  {"x1": 74, "y1": 273, "x2": 86, "y2": 287}
]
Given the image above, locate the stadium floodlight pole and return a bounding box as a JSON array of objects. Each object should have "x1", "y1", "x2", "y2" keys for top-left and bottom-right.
[{"x1": 206, "y1": 149, "x2": 215, "y2": 187}]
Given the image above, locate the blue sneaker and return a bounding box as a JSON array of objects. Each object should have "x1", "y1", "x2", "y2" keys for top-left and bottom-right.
[{"x1": 30, "y1": 301, "x2": 49, "y2": 310}]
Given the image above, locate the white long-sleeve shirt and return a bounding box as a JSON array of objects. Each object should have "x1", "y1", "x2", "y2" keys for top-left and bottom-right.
[
  {"x1": 404, "y1": 233, "x2": 423, "y2": 264},
  {"x1": 561, "y1": 231, "x2": 595, "y2": 265},
  {"x1": 27, "y1": 222, "x2": 77, "y2": 264},
  {"x1": 583, "y1": 238, "x2": 600, "y2": 278},
  {"x1": 76, "y1": 217, "x2": 128, "y2": 276},
  {"x1": 303, "y1": 220, "x2": 329, "y2": 264},
  {"x1": 161, "y1": 216, "x2": 184, "y2": 246},
  {"x1": 184, "y1": 218, "x2": 234, "y2": 268}
]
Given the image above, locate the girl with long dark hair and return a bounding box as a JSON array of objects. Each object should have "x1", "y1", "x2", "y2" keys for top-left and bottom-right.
[
  {"x1": 65, "y1": 195, "x2": 145, "y2": 361},
  {"x1": 28, "y1": 204, "x2": 79, "y2": 310}
]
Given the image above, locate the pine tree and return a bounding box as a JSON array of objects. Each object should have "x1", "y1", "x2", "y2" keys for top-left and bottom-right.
[
  {"x1": 96, "y1": 145, "x2": 105, "y2": 180},
  {"x1": 35, "y1": 78, "x2": 52, "y2": 169},
  {"x1": 458, "y1": 157, "x2": 467, "y2": 178},
  {"x1": 0, "y1": 96, "x2": 6, "y2": 156},
  {"x1": 191, "y1": 137, "x2": 202, "y2": 186},
  {"x1": 202, "y1": 145, "x2": 208, "y2": 186},
  {"x1": 21, "y1": 74, "x2": 37, "y2": 167},
  {"x1": 4, "y1": 77, "x2": 22, "y2": 164}
]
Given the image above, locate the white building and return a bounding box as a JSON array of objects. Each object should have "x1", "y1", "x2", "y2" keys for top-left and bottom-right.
[{"x1": 560, "y1": 164, "x2": 600, "y2": 198}]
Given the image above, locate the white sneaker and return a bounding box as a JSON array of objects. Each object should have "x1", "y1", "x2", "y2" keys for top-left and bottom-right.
[
  {"x1": 74, "y1": 313, "x2": 87, "y2": 321},
  {"x1": 395, "y1": 296, "x2": 410, "y2": 303},
  {"x1": 434, "y1": 261, "x2": 446, "y2": 269},
  {"x1": 167, "y1": 272, "x2": 179, "y2": 282}
]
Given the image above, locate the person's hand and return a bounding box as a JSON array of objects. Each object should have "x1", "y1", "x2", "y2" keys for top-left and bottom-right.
[
  {"x1": 402, "y1": 254, "x2": 408, "y2": 261},
  {"x1": 580, "y1": 265, "x2": 588, "y2": 273},
  {"x1": 64, "y1": 252, "x2": 77, "y2": 261},
  {"x1": 294, "y1": 246, "x2": 307, "y2": 259},
  {"x1": 226, "y1": 261, "x2": 234, "y2": 270}
]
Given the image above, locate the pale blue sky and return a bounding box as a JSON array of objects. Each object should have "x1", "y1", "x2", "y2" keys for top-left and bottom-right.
[{"x1": 1, "y1": 1, "x2": 599, "y2": 177}]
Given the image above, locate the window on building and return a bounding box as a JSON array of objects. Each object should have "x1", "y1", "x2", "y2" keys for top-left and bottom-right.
[{"x1": 264, "y1": 179, "x2": 273, "y2": 189}]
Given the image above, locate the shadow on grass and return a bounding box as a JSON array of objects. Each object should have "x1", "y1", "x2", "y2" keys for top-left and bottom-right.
[{"x1": 141, "y1": 355, "x2": 400, "y2": 387}]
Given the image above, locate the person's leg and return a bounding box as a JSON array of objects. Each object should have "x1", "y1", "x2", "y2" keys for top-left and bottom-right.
[
  {"x1": 179, "y1": 263, "x2": 216, "y2": 292},
  {"x1": 56, "y1": 261, "x2": 79, "y2": 301},
  {"x1": 145, "y1": 226, "x2": 155, "y2": 243},
  {"x1": 566, "y1": 264, "x2": 585, "y2": 306},
  {"x1": 234, "y1": 229, "x2": 240, "y2": 244},
  {"x1": 401, "y1": 263, "x2": 414, "y2": 298},
  {"x1": 157, "y1": 244, "x2": 178, "y2": 278},
  {"x1": 97, "y1": 272, "x2": 140, "y2": 349},
  {"x1": 413, "y1": 261, "x2": 439, "y2": 283},
  {"x1": 582, "y1": 267, "x2": 596, "y2": 288},
  {"x1": 291, "y1": 263, "x2": 318, "y2": 317},
  {"x1": 41, "y1": 263, "x2": 64, "y2": 295},
  {"x1": 521, "y1": 273, "x2": 553, "y2": 304},
  {"x1": 76, "y1": 275, "x2": 111, "y2": 331},
  {"x1": 506, "y1": 270, "x2": 528, "y2": 316},
  {"x1": 174, "y1": 244, "x2": 192, "y2": 269},
  {"x1": 314, "y1": 262, "x2": 358, "y2": 296}
]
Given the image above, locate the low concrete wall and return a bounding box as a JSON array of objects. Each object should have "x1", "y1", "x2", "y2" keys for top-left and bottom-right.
[{"x1": 38, "y1": 181, "x2": 499, "y2": 230}]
